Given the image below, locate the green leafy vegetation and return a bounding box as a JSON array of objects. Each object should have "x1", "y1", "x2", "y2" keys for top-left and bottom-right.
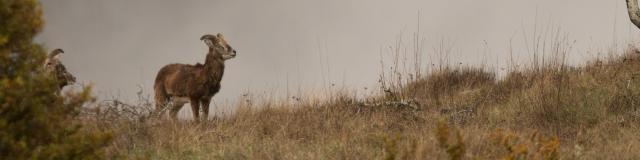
[{"x1": 0, "y1": 0, "x2": 111, "y2": 159}]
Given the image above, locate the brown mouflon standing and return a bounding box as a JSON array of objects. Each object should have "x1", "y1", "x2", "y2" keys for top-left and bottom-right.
[
  {"x1": 154, "y1": 33, "x2": 237, "y2": 121},
  {"x1": 43, "y1": 48, "x2": 76, "y2": 93}
]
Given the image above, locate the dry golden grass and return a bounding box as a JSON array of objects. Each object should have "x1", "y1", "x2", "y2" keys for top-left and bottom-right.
[{"x1": 81, "y1": 48, "x2": 640, "y2": 159}]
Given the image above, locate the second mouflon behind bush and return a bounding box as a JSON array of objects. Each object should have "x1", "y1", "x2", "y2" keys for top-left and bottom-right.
[
  {"x1": 154, "y1": 33, "x2": 237, "y2": 121},
  {"x1": 43, "y1": 48, "x2": 76, "y2": 94}
]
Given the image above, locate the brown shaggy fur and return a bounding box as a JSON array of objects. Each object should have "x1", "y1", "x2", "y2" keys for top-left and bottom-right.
[
  {"x1": 154, "y1": 34, "x2": 236, "y2": 120},
  {"x1": 43, "y1": 48, "x2": 76, "y2": 93}
]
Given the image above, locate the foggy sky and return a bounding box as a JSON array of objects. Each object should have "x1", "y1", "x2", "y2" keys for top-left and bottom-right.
[{"x1": 36, "y1": 0, "x2": 639, "y2": 113}]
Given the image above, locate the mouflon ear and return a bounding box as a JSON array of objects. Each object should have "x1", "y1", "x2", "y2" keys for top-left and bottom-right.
[
  {"x1": 216, "y1": 33, "x2": 229, "y2": 45},
  {"x1": 204, "y1": 39, "x2": 214, "y2": 48}
]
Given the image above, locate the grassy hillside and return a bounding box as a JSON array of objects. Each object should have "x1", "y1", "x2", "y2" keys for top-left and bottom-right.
[{"x1": 84, "y1": 47, "x2": 640, "y2": 159}]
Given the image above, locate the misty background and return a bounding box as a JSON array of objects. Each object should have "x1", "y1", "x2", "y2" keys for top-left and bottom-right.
[{"x1": 36, "y1": 0, "x2": 640, "y2": 115}]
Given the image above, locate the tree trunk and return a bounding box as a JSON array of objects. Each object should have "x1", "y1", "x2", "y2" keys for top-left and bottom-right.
[{"x1": 627, "y1": 0, "x2": 640, "y2": 29}]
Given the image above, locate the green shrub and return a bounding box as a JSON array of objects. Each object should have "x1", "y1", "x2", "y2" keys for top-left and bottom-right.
[{"x1": 0, "y1": 0, "x2": 111, "y2": 159}]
